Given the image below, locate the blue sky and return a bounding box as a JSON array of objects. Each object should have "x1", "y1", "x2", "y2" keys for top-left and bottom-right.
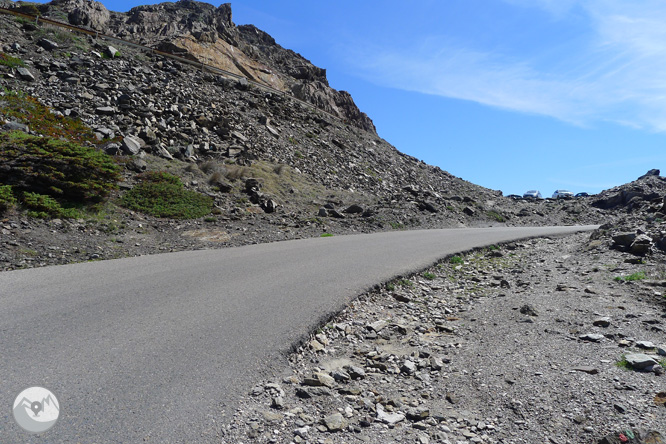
[{"x1": 68, "y1": 0, "x2": 666, "y2": 195}]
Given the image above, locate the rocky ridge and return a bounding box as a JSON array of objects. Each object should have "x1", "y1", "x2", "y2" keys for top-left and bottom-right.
[{"x1": 16, "y1": 0, "x2": 377, "y2": 132}]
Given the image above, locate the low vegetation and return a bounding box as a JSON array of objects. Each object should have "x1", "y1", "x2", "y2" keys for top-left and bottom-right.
[
  {"x1": 0, "y1": 52, "x2": 25, "y2": 68},
  {"x1": 0, "y1": 89, "x2": 99, "y2": 144},
  {"x1": 0, "y1": 184, "x2": 17, "y2": 212},
  {"x1": 121, "y1": 171, "x2": 213, "y2": 219},
  {"x1": 614, "y1": 271, "x2": 647, "y2": 282},
  {"x1": 0, "y1": 131, "x2": 121, "y2": 217}
]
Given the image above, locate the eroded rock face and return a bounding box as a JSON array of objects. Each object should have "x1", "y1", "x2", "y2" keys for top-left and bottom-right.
[
  {"x1": 49, "y1": 0, "x2": 111, "y2": 31},
  {"x1": 41, "y1": 0, "x2": 376, "y2": 133}
]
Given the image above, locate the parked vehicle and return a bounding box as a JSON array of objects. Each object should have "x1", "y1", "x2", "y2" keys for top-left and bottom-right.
[
  {"x1": 552, "y1": 190, "x2": 574, "y2": 199},
  {"x1": 507, "y1": 194, "x2": 522, "y2": 200},
  {"x1": 523, "y1": 190, "x2": 542, "y2": 199},
  {"x1": 575, "y1": 192, "x2": 589, "y2": 197}
]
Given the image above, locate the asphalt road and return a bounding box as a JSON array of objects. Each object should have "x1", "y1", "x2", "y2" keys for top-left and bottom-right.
[{"x1": 0, "y1": 226, "x2": 597, "y2": 443}]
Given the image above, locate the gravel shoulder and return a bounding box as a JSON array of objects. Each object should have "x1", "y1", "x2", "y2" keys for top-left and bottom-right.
[{"x1": 221, "y1": 232, "x2": 666, "y2": 444}]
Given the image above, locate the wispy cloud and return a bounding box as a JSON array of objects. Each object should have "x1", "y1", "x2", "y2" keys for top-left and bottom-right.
[{"x1": 346, "y1": 1, "x2": 666, "y2": 131}]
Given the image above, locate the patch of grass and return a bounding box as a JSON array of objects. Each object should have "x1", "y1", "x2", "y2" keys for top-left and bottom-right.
[
  {"x1": 288, "y1": 136, "x2": 298, "y2": 145},
  {"x1": 615, "y1": 356, "x2": 631, "y2": 370},
  {"x1": 0, "y1": 185, "x2": 17, "y2": 212},
  {"x1": 0, "y1": 53, "x2": 25, "y2": 68},
  {"x1": 450, "y1": 255, "x2": 464, "y2": 265},
  {"x1": 398, "y1": 279, "x2": 413, "y2": 288},
  {"x1": 446, "y1": 206, "x2": 454, "y2": 211},
  {"x1": 0, "y1": 89, "x2": 99, "y2": 144},
  {"x1": 320, "y1": 233, "x2": 333, "y2": 237},
  {"x1": 486, "y1": 210, "x2": 506, "y2": 222},
  {"x1": 14, "y1": 16, "x2": 33, "y2": 25},
  {"x1": 389, "y1": 221, "x2": 405, "y2": 230},
  {"x1": 423, "y1": 271, "x2": 436, "y2": 280},
  {"x1": 204, "y1": 216, "x2": 217, "y2": 222},
  {"x1": 385, "y1": 283, "x2": 395, "y2": 291},
  {"x1": 294, "y1": 150, "x2": 304, "y2": 159},
  {"x1": 0, "y1": 131, "x2": 120, "y2": 211},
  {"x1": 614, "y1": 271, "x2": 647, "y2": 282},
  {"x1": 121, "y1": 172, "x2": 213, "y2": 219},
  {"x1": 489, "y1": 245, "x2": 500, "y2": 251}
]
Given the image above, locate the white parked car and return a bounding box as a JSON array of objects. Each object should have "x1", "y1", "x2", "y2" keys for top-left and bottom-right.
[
  {"x1": 552, "y1": 190, "x2": 574, "y2": 199},
  {"x1": 523, "y1": 190, "x2": 542, "y2": 199}
]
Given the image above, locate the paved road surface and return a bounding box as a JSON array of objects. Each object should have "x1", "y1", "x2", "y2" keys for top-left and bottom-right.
[{"x1": 0, "y1": 226, "x2": 597, "y2": 442}]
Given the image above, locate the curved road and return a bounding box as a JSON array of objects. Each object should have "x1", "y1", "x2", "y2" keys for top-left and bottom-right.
[{"x1": 0, "y1": 226, "x2": 596, "y2": 442}]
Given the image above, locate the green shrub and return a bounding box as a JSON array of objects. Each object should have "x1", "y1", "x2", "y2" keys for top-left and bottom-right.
[
  {"x1": 122, "y1": 173, "x2": 213, "y2": 219},
  {"x1": 23, "y1": 192, "x2": 80, "y2": 218},
  {"x1": 423, "y1": 272, "x2": 436, "y2": 280},
  {"x1": 320, "y1": 233, "x2": 333, "y2": 237},
  {"x1": 450, "y1": 255, "x2": 464, "y2": 264},
  {"x1": 0, "y1": 185, "x2": 17, "y2": 212},
  {"x1": 0, "y1": 131, "x2": 120, "y2": 204},
  {"x1": 0, "y1": 53, "x2": 25, "y2": 68}
]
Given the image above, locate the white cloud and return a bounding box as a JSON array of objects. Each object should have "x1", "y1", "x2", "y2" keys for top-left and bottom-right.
[{"x1": 348, "y1": 1, "x2": 666, "y2": 132}]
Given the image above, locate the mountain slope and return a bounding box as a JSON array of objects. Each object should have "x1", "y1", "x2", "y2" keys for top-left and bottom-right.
[{"x1": 0, "y1": 0, "x2": 606, "y2": 270}]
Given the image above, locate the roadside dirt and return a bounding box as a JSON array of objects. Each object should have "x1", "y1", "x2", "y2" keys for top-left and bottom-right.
[{"x1": 220, "y1": 231, "x2": 666, "y2": 444}]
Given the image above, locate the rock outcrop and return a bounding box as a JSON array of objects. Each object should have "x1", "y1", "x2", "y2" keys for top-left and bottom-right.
[{"x1": 34, "y1": 0, "x2": 375, "y2": 132}]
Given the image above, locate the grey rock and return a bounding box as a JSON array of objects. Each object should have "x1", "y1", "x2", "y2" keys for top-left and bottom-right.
[
  {"x1": 630, "y1": 234, "x2": 652, "y2": 255},
  {"x1": 593, "y1": 317, "x2": 611, "y2": 327},
  {"x1": 37, "y1": 38, "x2": 59, "y2": 51},
  {"x1": 16, "y1": 67, "x2": 35, "y2": 81},
  {"x1": 612, "y1": 232, "x2": 636, "y2": 247},
  {"x1": 95, "y1": 106, "x2": 116, "y2": 116},
  {"x1": 302, "y1": 372, "x2": 335, "y2": 388},
  {"x1": 345, "y1": 365, "x2": 366, "y2": 379},
  {"x1": 625, "y1": 353, "x2": 658, "y2": 370},
  {"x1": 636, "y1": 340, "x2": 656, "y2": 349},
  {"x1": 105, "y1": 46, "x2": 119, "y2": 58},
  {"x1": 3, "y1": 121, "x2": 29, "y2": 132},
  {"x1": 519, "y1": 304, "x2": 538, "y2": 316},
  {"x1": 343, "y1": 204, "x2": 364, "y2": 214},
  {"x1": 376, "y1": 406, "x2": 405, "y2": 425},
  {"x1": 271, "y1": 396, "x2": 284, "y2": 409},
  {"x1": 331, "y1": 369, "x2": 350, "y2": 382},
  {"x1": 293, "y1": 426, "x2": 310, "y2": 438},
  {"x1": 323, "y1": 412, "x2": 346, "y2": 432},
  {"x1": 406, "y1": 407, "x2": 430, "y2": 421},
  {"x1": 579, "y1": 333, "x2": 604, "y2": 342},
  {"x1": 429, "y1": 356, "x2": 444, "y2": 370},
  {"x1": 122, "y1": 136, "x2": 143, "y2": 155},
  {"x1": 126, "y1": 158, "x2": 147, "y2": 173},
  {"x1": 400, "y1": 360, "x2": 417, "y2": 375}
]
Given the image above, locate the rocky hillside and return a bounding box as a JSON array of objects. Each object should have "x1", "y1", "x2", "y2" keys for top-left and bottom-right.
[
  {"x1": 0, "y1": 0, "x2": 642, "y2": 271},
  {"x1": 24, "y1": 0, "x2": 377, "y2": 132}
]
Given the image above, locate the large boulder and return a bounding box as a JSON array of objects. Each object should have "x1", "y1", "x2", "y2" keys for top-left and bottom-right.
[{"x1": 49, "y1": 0, "x2": 110, "y2": 31}]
